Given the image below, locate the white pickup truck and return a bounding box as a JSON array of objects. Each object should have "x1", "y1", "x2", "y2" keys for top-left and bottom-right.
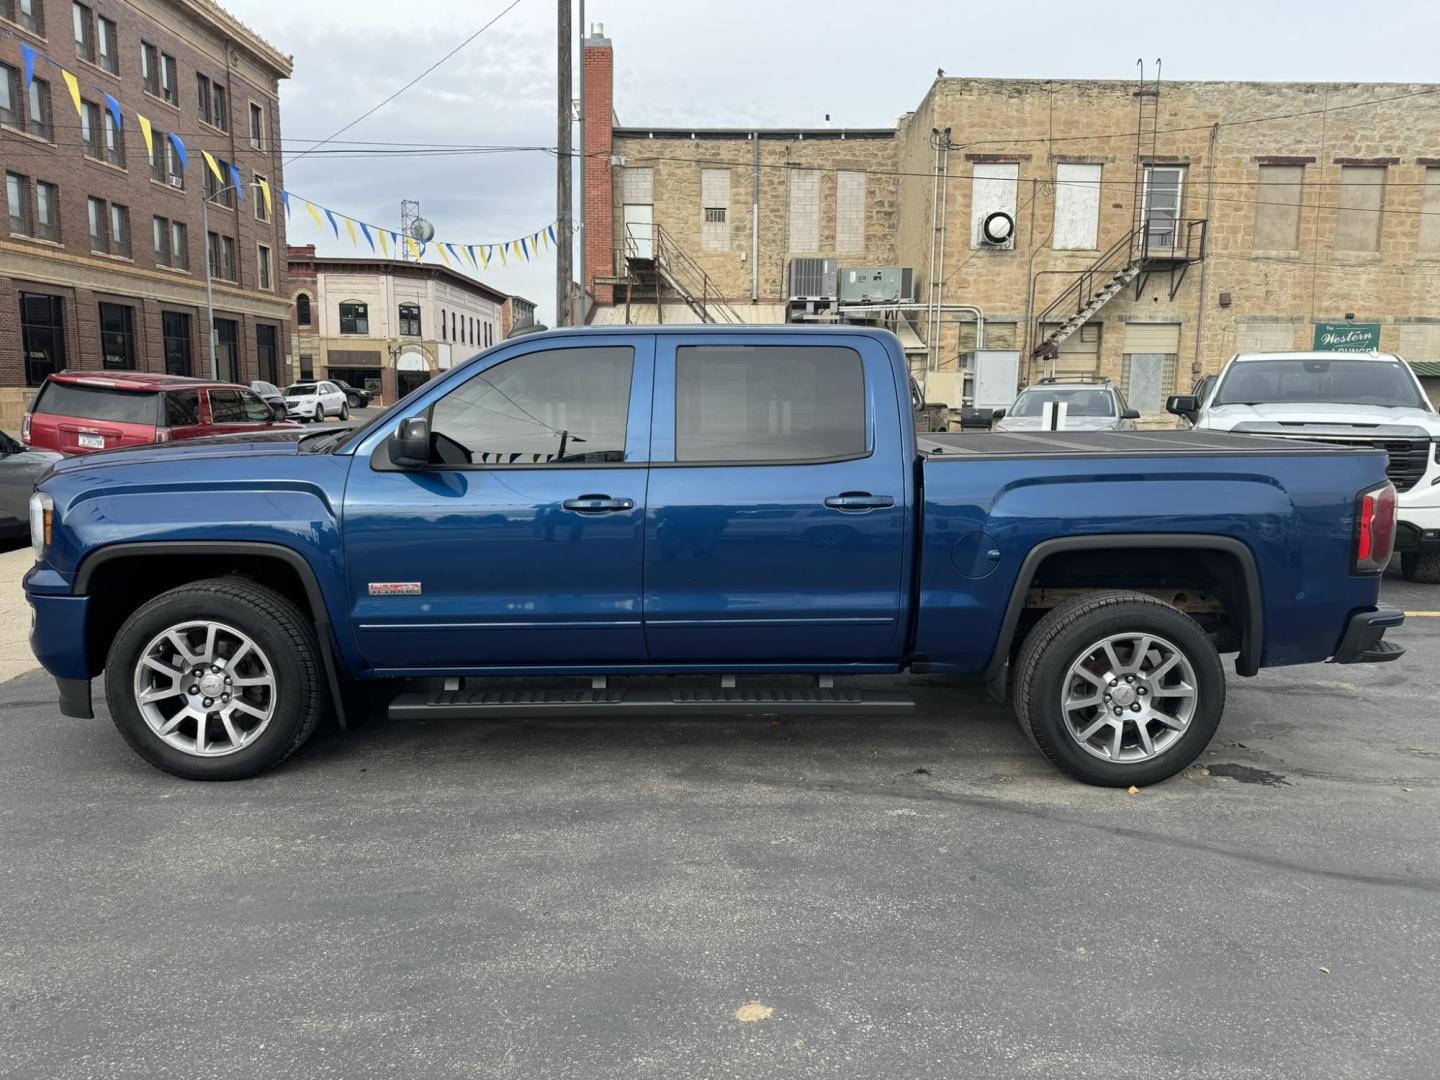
[{"x1": 1168, "y1": 350, "x2": 1440, "y2": 582}]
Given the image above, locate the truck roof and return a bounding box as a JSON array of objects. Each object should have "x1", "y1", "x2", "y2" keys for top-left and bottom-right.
[
  {"x1": 1230, "y1": 351, "x2": 1402, "y2": 363},
  {"x1": 557, "y1": 324, "x2": 902, "y2": 339},
  {"x1": 44, "y1": 371, "x2": 237, "y2": 392}
]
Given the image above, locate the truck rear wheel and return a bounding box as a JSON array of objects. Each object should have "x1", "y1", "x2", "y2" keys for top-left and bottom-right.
[
  {"x1": 104, "y1": 578, "x2": 326, "y2": 780},
  {"x1": 1012, "y1": 591, "x2": 1225, "y2": 787},
  {"x1": 1400, "y1": 551, "x2": 1440, "y2": 584}
]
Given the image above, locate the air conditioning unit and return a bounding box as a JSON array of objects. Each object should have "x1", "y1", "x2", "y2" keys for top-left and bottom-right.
[
  {"x1": 168, "y1": 176, "x2": 184, "y2": 188},
  {"x1": 788, "y1": 257, "x2": 837, "y2": 300},
  {"x1": 839, "y1": 267, "x2": 915, "y2": 305}
]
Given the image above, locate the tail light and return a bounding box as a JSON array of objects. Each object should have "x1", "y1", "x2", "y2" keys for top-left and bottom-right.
[
  {"x1": 154, "y1": 428, "x2": 170, "y2": 443},
  {"x1": 20, "y1": 413, "x2": 31, "y2": 445},
  {"x1": 1354, "y1": 482, "x2": 1397, "y2": 573}
]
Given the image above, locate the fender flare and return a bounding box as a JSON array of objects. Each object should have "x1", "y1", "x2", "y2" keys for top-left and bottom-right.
[
  {"x1": 984, "y1": 533, "x2": 1263, "y2": 700},
  {"x1": 74, "y1": 540, "x2": 353, "y2": 729}
]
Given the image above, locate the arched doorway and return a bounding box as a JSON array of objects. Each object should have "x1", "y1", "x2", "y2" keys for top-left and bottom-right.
[{"x1": 396, "y1": 351, "x2": 431, "y2": 397}]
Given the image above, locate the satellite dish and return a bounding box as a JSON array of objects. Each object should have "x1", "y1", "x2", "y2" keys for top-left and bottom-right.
[{"x1": 407, "y1": 217, "x2": 436, "y2": 243}]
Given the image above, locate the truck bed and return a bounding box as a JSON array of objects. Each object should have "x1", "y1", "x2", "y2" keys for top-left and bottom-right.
[{"x1": 919, "y1": 429, "x2": 1375, "y2": 459}]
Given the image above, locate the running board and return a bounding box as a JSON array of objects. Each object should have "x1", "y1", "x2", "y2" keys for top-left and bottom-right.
[{"x1": 388, "y1": 686, "x2": 915, "y2": 721}]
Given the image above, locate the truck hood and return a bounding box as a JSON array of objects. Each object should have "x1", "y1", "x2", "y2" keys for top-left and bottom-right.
[
  {"x1": 1202, "y1": 402, "x2": 1440, "y2": 436},
  {"x1": 44, "y1": 428, "x2": 315, "y2": 476},
  {"x1": 993, "y1": 415, "x2": 1122, "y2": 432}
]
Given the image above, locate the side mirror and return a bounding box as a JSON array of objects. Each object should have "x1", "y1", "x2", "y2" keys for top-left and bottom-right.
[
  {"x1": 1121, "y1": 408, "x2": 1141, "y2": 420},
  {"x1": 388, "y1": 416, "x2": 430, "y2": 468},
  {"x1": 1166, "y1": 395, "x2": 1200, "y2": 422},
  {"x1": 992, "y1": 408, "x2": 1006, "y2": 420}
]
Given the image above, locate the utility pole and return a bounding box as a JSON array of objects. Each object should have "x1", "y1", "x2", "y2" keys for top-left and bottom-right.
[{"x1": 555, "y1": 0, "x2": 573, "y2": 326}]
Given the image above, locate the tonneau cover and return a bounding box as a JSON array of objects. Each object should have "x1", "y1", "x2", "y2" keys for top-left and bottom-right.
[{"x1": 920, "y1": 429, "x2": 1379, "y2": 458}]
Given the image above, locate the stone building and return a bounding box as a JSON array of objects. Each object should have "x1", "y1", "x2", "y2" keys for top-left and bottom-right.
[
  {"x1": 1, "y1": 0, "x2": 294, "y2": 428},
  {"x1": 287, "y1": 246, "x2": 517, "y2": 405},
  {"x1": 580, "y1": 26, "x2": 1440, "y2": 413}
]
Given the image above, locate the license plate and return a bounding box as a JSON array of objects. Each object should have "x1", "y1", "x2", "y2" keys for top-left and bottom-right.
[{"x1": 78, "y1": 433, "x2": 104, "y2": 449}]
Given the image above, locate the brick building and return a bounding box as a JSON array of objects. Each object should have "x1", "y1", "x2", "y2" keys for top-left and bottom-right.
[
  {"x1": 288, "y1": 246, "x2": 528, "y2": 405},
  {"x1": 1, "y1": 0, "x2": 293, "y2": 428},
  {"x1": 580, "y1": 26, "x2": 1440, "y2": 413}
]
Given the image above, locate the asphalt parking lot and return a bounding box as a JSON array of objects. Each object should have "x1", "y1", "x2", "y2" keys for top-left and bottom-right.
[{"x1": 1, "y1": 573, "x2": 1437, "y2": 1079}]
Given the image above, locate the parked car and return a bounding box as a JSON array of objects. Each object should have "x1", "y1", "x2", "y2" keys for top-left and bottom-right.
[
  {"x1": 1168, "y1": 351, "x2": 1440, "y2": 582},
  {"x1": 22, "y1": 372, "x2": 298, "y2": 455},
  {"x1": 283, "y1": 381, "x2": 349, "y2": 422},
  {"x1": 296, "y1": 378, "x2": 372, "y2": 409},
  {"x1": 27, "y1": 327, "x2": 1403, "y2": 785},
  {"x1": 0, "y1": 432, "x2": 60, "y2": 539},
  {"x1": 249, "y1": 381, "x2": 288, "y2": 420},
  {"x1": 993, "y1": 378, "x2": 1141, "y2": 432}
]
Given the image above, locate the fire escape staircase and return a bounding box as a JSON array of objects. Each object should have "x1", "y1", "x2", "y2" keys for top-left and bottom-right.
[{"x1": 615, "y1": 224, "x2": 744, "y2": 324}]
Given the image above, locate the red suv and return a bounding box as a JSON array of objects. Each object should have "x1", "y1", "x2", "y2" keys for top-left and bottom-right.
[{"x1": 23, "y1": 372, "x2": 298, "y2": 455}]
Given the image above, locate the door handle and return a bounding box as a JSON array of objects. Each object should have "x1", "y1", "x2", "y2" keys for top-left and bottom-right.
[
  {"x1": 824, "y1": 492, "x2": 895, "y2": 512},
  {"x1": 562, "y1": 494, "x2": 634, "y2": 514}
]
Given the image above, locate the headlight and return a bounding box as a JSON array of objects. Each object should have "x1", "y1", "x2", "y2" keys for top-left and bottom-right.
[{"x1": 30, "y1": 492, "x2": 54, "y2": 560}]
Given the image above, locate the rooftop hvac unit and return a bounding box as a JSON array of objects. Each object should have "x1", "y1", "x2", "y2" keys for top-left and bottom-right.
[
  {"x1": 788, "y1": 257, "x2": 838, "y2": 300},
  {"x1": 839, "y1": 267, "x2": 915, "y2": 305}
]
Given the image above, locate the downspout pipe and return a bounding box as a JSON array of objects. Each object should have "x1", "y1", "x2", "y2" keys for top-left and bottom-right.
[{"x1": 751, "y1": 132, "x2": 760, "y2": 303}]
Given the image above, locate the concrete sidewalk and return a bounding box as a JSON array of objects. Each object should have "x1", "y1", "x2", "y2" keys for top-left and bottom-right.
[{"x1": 0, "y1": 544, "x2": 37, "y2": 683}]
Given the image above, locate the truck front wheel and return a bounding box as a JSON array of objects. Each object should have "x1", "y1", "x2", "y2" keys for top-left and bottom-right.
[
  {"x1": 104, "y1": 578, "x2": 327, "y2": 780},
  {"x1": 1012, "y1": 591, "x2": 1225, "y2": 787}
]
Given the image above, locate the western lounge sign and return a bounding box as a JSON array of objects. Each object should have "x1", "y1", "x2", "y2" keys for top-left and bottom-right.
[{"x1": 1313, "y1": 322, "x2": 1382, "y2": 352}]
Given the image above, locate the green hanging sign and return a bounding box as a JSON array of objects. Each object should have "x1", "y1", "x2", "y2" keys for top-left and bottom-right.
[{"x1": 1313, "y1": 322, "x2": 1382, "y2": 352}]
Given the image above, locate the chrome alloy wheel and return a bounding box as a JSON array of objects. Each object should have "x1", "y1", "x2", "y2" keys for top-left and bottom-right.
[
  {"x1": 1060, "y1": 632, "x2": 1198, "y2": 764},
  {"x1": 132, "y1": 621, "x2": 277, "y2": 757}
]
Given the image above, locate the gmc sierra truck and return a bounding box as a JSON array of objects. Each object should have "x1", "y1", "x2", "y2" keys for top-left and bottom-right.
[{"x1": 24, "y1": 327, "x2": 1405, "y2": 786}]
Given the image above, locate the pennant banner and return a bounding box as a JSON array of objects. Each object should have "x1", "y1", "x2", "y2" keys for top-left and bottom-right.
[
  {"x1": 136, "y1": 113, "x2": 154, "y2": 159},
  {"x1": 60, "y1": 69, "x2": 82, "y2": 119},
  {"x1": 20, "y1": 43, "x2": 36, "y2": 89}
]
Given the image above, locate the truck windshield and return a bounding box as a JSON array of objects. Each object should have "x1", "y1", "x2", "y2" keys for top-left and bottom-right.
[
  {"x1": 1009, "y1": 389, "x2": 1115, "y2": 417},
  {"x1": 1213, "y1": 358, "x2": 1426, "y2": 408}
]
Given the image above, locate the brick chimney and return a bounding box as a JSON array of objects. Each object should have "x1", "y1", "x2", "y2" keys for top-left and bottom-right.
[{"x1": 582, "y1": 24, "x2": 614, "y2": 304}]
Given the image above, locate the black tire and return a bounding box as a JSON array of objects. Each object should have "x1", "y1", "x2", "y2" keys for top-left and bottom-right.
[
  {"x1": 346, "y1": 393, "x2": 361, "y2": 409},
  {"x1": 1012, "y1": 590, "x2": 1225, "y2": 787},
  {"x1": 1401, "y1": 551, "x2": 1440, "y2": 584},
  {"x1": 339, "y1": 401, "x2": 350, "y2": 421},
  {"x1": 104, "y1": 578, "x2": 327, "y2": 780}
]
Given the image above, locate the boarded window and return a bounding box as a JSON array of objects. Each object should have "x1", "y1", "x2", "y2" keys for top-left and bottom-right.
[
  {"x1": 1253, "y1": 165, "x2": 1303, "y2": 250},
  {"x1": 788, "y1": 169, "x2": 820, "y2": 253},
  {"x1": 1235, "y1": 321, "x2": 1296, "y2": 353},
  {"x1": 620, "y1": 167, "x2": 653, "y2": 204},
  {"x1": 700, "y1": 168, "x2": 730, "y2": 252},
  {"x1": 1122, "y1": 323, "x2": 1181, "y2": 413},
  {"x1": 1398, "y1": 323, "x2": 1440, "y2": 360},
  {"x1": 1053, "y1": 163, "x2": 1101, "y2": 250},
  {"x1": 971, "y1": 163, "x2": 1018, "y2": 248},
  {"x1": 1420, "y1": 168, "x2": 1440, "y2": 256},
  {"x1": 1335, "y1": 166, "x2": 1385, "y2": 252},
  {"x1": 835, "y1": 171, "x2": 866, "y2": 254}
]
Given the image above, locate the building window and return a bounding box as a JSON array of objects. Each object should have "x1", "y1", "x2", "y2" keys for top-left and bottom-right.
[
  {"x1": 1421, "y1": 168, "x2": 1440, "y2": 257},
  {"x1": 109, "y1": 203, "x2": 129, "y2": 257},
  {"x1": 469, "y1": 316, "x2": 476, "y2": 344},
  {"x1": 98, "y1": 302, "x2": 136, "y2": 370},
  {"x1": 141, "y1": 42, "x2": 160, "y2": 96},
  {"x1": 204, "y1": 161, "x2": 235, "y2": 208},
  {"x1": 28, "y1": 78, "x2": 52, "y2": 140},
  {"x1": 97, "y1": 15, "x2": 118, "y2": 73},
  {"x1": 1121, "y1": 323, "x2": 1181, "y2": 414},
  {"x1": 299, "y1": 355, "x2": 314, "y2": 379},
  {"x1": 1053, "y1": 162, "x2": 1103, "y2": 250},
  {"x1": 256, "y1": 324, "x2": 279, "y2": 383},
  {"x1": 35, "y1": 180, "x2": 58, "y2": 241},
  {"x1": 1142, "y1": 166, "x2": 1186, "y2": 251},
  {"x1": 339, "y1": 301, "x2": 369, "y2": 335},
  {"x1": 835, "y1": 170, "x2": 866, "y2": 255},
  {"x1": 249, "y1": 102, "x2": 264, "y2": 149},
  {"x1": 197, "y1": 73, "x2": 228, "y2": 131},
  {"x1": 206, "y1": 231, "x2": 236, "y2": 280},
  {"x1": 1254, "y1": 164, "x2": 1304, "y2": 251},
  {"x1": 787, "y1": 168, "x2": 820, "y2": 253},
  {"x1": 160, "y1": 52, "x2": 177, "y2": 105},
  {"x1": 700, "y1": 168, "x2": 731, "y2": 252},
  {"x1": 1335, "y1": 165, "x2": 1385, "y2": 253},
  {"x1": 257, "y1": 244, "x2": 272, "y2": 290},
  {"x1": 253, "y1": 173, "x2": 270, "y2": 221},
  {"x1": 0, "y1": 62, "x2": 47, "y2": 142},
  {"x1": 149, "y1": 130, "x2": 184, "y2": 187},
  {"x1": 80, "y1": 99, "x2": 100, "y2": 159},
  {"x1": 7, "y1": 171, "x2": 30, "y2": 235},
  {"x1": 295, "y1": 293, "x2": 311, "y2": 326},
  {"x1": 2, "y1": 0, "x2": 45, "y2": 33},
  {"x1": 87, "y1": 195, "x2": 105, "y2": 251},
  {"x1": 72, "y1": 2, "x2": 94, "y2": 64},
  {"x1": 399, "y1": 303, "x2": 421, "y2": 336},
  {"x1": 972, "y1": 162, "x2": 1019, "y2": 249},
  {"x1": 440, "y1": 307, "x2": 447, "y2": 340},
  {"x1": 20, "y1": 293, "x2": 66, "y2": 386},
  {"x1": 214, "y1": 318, "x2": 238, "y2": 382},
  {"x1": 155, "y1": 217, "x2": 188, "y2": 269},
  {"x1": 162, "y1": 310, "x2": 191, "y2": 375},
  {"x1": 0, "y1": 63, "x2": 17, "y2": 127},
  {"x1": 101, "y1": 108, "x2": 124, "y2": 167}
]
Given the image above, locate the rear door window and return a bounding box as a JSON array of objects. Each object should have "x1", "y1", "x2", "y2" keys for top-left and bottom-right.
[
  {"x1": 165, "y1": 390, "x2": 201, "y2": 427},
  {"x1": 32, "y1": 381, "x2": 159, "y2": 424},
  {"x1": 674, "y1": 344, "x2": 867, "y2": 463},
  {"x1": 208, "y1": 389, "x2": 246, "y2": 423}
]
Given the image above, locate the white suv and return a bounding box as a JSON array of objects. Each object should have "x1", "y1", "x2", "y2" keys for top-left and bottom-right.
[
  {"x1": 283, "y1": 381, "x2": 349, "y2": 423},
  {"x1": 1168, "y1": 351, "x2": 1440, "y2": 582}
]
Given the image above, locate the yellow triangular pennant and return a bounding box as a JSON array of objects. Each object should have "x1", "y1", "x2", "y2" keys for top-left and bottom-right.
[
  {"x1": 344, "y1": 217, "x2": 359, "y2": 247},
  {"x1": 201, "y1": 150, "x2": 225, "y2": 186},
  {"x1": 137, "y1": 114, "x2": 154, "y2": 159},
  {"x1": 60, "y1": 69, "x2": 83, "y2": 119},
  {"x1": 256, "y1": 177, "x2": 273, "y2": 219},
  {"x1": 305, "y1": 200, "x2": 326, "y2": 231}
]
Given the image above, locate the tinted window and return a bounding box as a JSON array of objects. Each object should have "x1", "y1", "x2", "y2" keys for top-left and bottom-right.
[
  {"x1": 166, "y1": 390, "x2": 200, "y2": 427},
  {"x1": 239, "y1": 390, "x2": 272, "y2": 422},
  {"x1": 33, "y1": 382, "x2": 158, "y2": 424},
  {"x1": 429, "y1": 346, "x2": 633, "y2": 466},
  {"x1": 675, "y1": 345, "x2": 866, "y2": 463},
  {"x1": 1009, "y1": 388, "x2": 1117, "y2": 418},
  {"x1": 208, "y1": 389, "x2": 245, "y2": 423},
  {"x1": 285, "y1": 385, "x2": 316, "y2": 397},
  {"x1": 1213, "y1": 358, "x2": 1426, "y2": 409}
]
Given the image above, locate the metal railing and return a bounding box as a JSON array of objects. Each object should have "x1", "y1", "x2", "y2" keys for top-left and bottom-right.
[{"x1": 617, "y1": 222, "x2": 744, "y2": 324}]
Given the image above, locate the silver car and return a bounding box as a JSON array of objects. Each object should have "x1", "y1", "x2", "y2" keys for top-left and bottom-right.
[{"x1": 993, "y1": 379, "x2": 1140, "y2": 432}]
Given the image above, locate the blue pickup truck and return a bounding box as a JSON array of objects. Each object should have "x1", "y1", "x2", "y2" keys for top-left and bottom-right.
[{"x1": 24, "y1": 327, "x2": 1404, "y2": 785}]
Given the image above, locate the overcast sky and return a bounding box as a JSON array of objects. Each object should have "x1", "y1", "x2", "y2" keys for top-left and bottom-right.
[{"x1": 225, "y1": 0, "x2": 1440, "y2": 324}]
